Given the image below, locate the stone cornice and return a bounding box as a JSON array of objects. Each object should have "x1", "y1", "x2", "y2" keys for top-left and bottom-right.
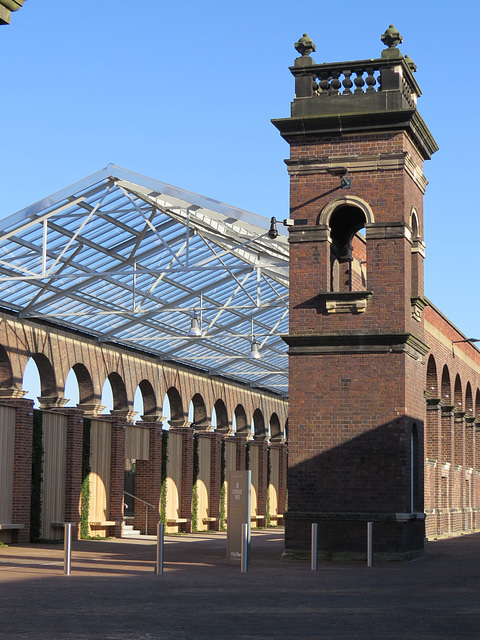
[
  {"x1": 366, "y1": 221, "x2": 411, "y2": 240},
  {"x1": 0, "y1": 0, "x2": 25, "y2": 25},
  {"x1": 288, "y1": 224, "x2": 329, "y2": 243},
  {"x1": 283, "y1": 332, "x2": 429, "y2": 361},
  {"x1": 272, "y1": 109, "x2": 438, "y2": 160},
  {"x1": 286, "y1": 151, "x2": 429, "y2": 194}
]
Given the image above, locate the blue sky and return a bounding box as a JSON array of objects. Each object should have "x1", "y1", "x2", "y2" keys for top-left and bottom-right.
[{"x1": 1, "y1": 0, "x2": 479, "y2": 338}]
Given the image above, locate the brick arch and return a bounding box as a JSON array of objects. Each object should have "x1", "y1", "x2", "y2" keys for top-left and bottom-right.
[
  {"x1": 441, "y1": 365, "x2": 451, "y2": 403},
  {"x1": 319, "y1": 197, "x2": 372, "y2": 293},
  {"x1": 137, "y1": 379, "x2": 157, "y2": 418},
  {"x1": 213, "y1": 398, "x2": 229, "y2": 433},
  {"x1": 252, "y1": 408, "x2": 266, "y2": 439},
  {"x1": 107, "y1": 371, "x2": 128, "y2": 412},
  {"x1": 454, "y1": 374, "x2": 463, "y2": 410},
  {"x1": 234, "y1": 403, "x2": 248, "y2": 434},
  {"x1": 31, "y1": 353, "x2": 57, "y2": 398},
  {"x1": 426, "y1": 355, "x2": 438, "y2": 397},
  {"x1": 71, "y1": 363, "x2": 94, "y2": 405},
  {"x1": 0, "y1": 343, "x2": 13, "y2": 388},
  {"x1": 465, "y1": 382, "x2": 474, "y2": 415},
  {"x1": 410, "y1": 206, "x2": 421, "y2": 238},
  {"x1": 166, "y1": 386, "x2": 184, "y2": 425},
  {"x1": 269, "y1": 412, "x2": 282, "y2": 442},
  {"x1": 318, "y1": 195, "x2": 375, "y2": 226},
  {"x1": 191, "y1": 392, "x2": 208, "y2": 429}
]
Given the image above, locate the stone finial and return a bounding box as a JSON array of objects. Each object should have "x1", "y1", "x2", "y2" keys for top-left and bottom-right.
[
  {"x1": 404, "y1": 55, "x2": 417, "y2": 72},
  {"x1": 381, "y1": 25, "x2": 403, "y2": 60},
  {"x1": 295, "y1": 33, "x2": 316, "y2": 57},
  {"x1": 382, "y1": 24, "x2": 403, "y2": 48},
  {"x1": 381, "y1": 24, "x2": 403, "y2": 49}
]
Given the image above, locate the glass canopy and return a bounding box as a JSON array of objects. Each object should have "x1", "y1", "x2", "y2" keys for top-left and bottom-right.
[{"x1": 0, "y1": 165, "x2": 289, "y2": 396}]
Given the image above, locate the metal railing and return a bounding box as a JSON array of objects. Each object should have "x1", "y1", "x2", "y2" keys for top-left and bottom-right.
[{"x1": 124, "y1": 491, "x2": 157, "y2": 535}]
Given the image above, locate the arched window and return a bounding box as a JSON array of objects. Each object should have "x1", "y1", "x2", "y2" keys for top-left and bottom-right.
[
  {"x1": 329, "y1": 205, "x2": 367, "y2": 292},
  {"x1": 319, "y1": 196, "x2": 374, "y2": 294}
]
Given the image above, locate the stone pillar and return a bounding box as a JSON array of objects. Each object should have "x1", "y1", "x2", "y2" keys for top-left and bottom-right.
[{"x1": 134, "y1": 418, "x2": 164, "y2": 535}]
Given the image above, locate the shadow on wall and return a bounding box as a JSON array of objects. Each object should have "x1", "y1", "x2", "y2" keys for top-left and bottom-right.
[{"x1": 285, "y1": 416, "x2": 424, "y2": 555}]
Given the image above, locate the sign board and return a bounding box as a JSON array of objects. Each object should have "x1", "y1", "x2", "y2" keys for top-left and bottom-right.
[{"x1": 227, "y1": 470, "x2": 251, "y2": 564}]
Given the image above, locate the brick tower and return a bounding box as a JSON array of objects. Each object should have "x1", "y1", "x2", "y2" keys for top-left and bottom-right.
[{"x1": 272, "y1": 27, "x2": 438, "y2": 559}]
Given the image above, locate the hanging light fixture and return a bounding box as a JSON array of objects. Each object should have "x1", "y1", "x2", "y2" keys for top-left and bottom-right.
[
  {"x1": 250, "y1": 338, "x2": 261, "y2": 359},
  {"x1": 188, "y1": 293, "x2": 203, "y2": 337},
  {"x1": 188, "y1": 313, "x2": 202, "y2": 337},
  {"x1": 249, "y1": 318, "x2": 261, "y2": 359}
]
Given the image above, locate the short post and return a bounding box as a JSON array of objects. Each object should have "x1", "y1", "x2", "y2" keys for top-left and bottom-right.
[
  {"x1": 145, "y1": 506, "x2": 148, "y2": 536},
  {"x1": 311, "y1": 523, "x2": 318, "y2": 571},
  {"x1": 156, "y1": 522, "x2": 164, "y2": 575},
  {"x1": 367, "y1": 521, "x2": 373, "y2": 567},
  {"x1": 64, "y1": 523, "x2": 72, "y2": 576},
  {"x1": 241, "y1": 523, "x2": 248, "y2": 573}
]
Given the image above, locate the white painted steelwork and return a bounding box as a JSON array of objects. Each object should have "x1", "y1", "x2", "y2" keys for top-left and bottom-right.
[{"x1": 0, "y1": 165, "x2": 289, "y2": 395}]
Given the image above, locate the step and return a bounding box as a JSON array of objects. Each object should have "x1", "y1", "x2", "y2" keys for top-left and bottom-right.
[{"x1": 122, "y1": 524, "x2": 142, "y2": 537}]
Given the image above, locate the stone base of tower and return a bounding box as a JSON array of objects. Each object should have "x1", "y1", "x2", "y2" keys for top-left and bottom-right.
[{"x1": 284, "y1": 513, "x2": 425, "y2": 561}]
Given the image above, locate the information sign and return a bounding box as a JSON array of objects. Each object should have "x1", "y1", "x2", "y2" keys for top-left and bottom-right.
[{"x1": 227, "y1": 470, "x2": 251, "y2": 564}]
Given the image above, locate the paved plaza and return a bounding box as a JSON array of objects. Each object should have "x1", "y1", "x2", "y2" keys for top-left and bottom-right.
[{"x1": 1, "y1": 529, "x2": 480, "y2": 639}]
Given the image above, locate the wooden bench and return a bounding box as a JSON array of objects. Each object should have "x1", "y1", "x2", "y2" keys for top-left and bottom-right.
[
  {"x1": 89, "y1": 521, "x2": 117, "y2": 532},
  {"x1": 268, "y1": 514, "x2": 284, "y2": 524},
  {"x1": 202, "y1": 517, "x2": 218, "y2": 524},
  {"x1": 166, "y1": 518, "x2": 188, "y2": 525},
  {"x1": 0, "y1": 523, "x2": 24, "y2": 543}
]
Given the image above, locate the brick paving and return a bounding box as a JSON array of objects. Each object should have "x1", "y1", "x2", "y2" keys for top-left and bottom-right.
[{"x1": 1, "y1": 529, "x2": 480, "y2": 639}]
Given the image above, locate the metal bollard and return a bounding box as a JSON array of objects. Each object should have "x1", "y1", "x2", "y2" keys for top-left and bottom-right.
[
  {"x1": 367, "y1": 521, "x2": 373, "y2": 567},
  {"x1": 241, "y1": 523, "x2": 248, "y2": 573},
  {"x1": 311, "y1": 523, "x2": 318, "y2": 571},
  {"x1": 156, "y1": 522, "x2": 164, "y2": 575},
  {"x1": 64, "y1": 523, "x2": 72, "y2": 576}
]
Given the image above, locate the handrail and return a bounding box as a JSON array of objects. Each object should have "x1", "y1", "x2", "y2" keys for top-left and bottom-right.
[
  {"x1": 124, "y1": 490, "x2": 156, "y2": 511},
  {"x1": 124, "y1": 490, "x2": 158, "y2": 535}
]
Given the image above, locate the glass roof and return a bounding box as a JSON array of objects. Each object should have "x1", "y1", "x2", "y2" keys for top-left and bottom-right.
[{"x1": 0, "y1": 165, "x2": 289, "y2": 396}]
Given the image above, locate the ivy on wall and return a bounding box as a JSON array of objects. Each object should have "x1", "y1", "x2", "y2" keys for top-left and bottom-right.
[
  {"x1": 160, "y1": 430, "x2": 169, "y2": 526},
  {"x1": 220, "y1": 439, "x2": 226, "y2": 530},
  {"x1": 266, "y1": 447, "x2": 271, "y2": 527},
  {"x1": 80, "y1": 418, "x2": 91, "y2": 539},
  {"x1": 191, "y1": 434, "x2": 199, "y2": 532},
  {"x1": 245, "y1": 442, "x2": 250, "y2": 471},
  {"x1": 30, "y1": 410, "x2": 43, "y2": 542}
]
